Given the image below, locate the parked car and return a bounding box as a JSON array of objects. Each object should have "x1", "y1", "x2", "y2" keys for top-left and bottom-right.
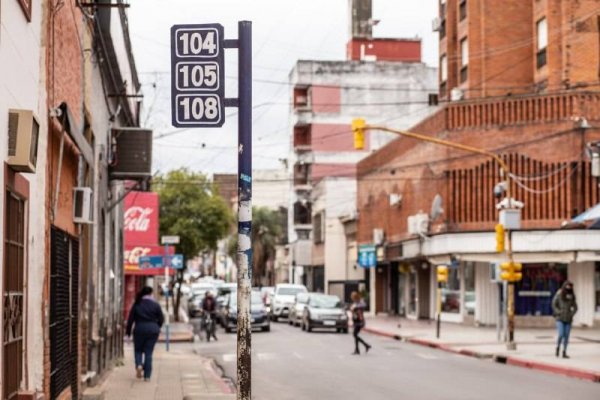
[
  {"x1": 288, "y1": 292, "x2": 310, "y2": 327},
  {"x1": 223, "y1": 291, "x2": 270, "y2": 333},
  {"x1": 217, "y1": 283, "x2": 237, "y2": 327},
  {"x1": 187, "y1": 292, "x2": 206, "y2": 318},
  {"x1": 270, "y1": 284, "x2": 308, "y2": 321},
  {"x1": 190, "y1": 282, "x2": 216, "y2": 297},
  {"x1": 301, "y1": 294, "x2": 348, "y2": 333}
]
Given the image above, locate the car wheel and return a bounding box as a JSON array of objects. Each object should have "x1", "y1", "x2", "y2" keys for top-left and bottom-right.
[
  {"x1": 225, "y1": 326, "x2": 231, "y2": 333},
  {"x1": 301, "y1": 320, "x2": 306, "y2": 331},
  {"x1": 342, "y1": 328, "x2": 348, "y2": 334},
  {"x1": 273, "y1": 316, "x2": 278, "y2": 322},
  {"x1": 307, "y1": 324, "x2": 312, "y2": 333},
  {"x1": 288, "y1": 319, "x2": 293, "y2": 325},
  {"x1": 262, "y1": 325, "x2": 270, "y2": 332}
]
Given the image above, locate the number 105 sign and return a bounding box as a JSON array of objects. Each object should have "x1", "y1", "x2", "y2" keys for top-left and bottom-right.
[{"x1": 171, "y1": 24, "x2": 225, "y2": 127}]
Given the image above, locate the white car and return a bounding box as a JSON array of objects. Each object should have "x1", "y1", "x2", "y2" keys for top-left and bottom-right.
[
  {"x1": 270, "y1": 284, "x2": 308, "y2": 321},
  {"x1": 288, "y1": 292, "x2": 310, "y2": 327},
  {"x1": 190, "y1": 282, "x2": 216, "y2": 297}
]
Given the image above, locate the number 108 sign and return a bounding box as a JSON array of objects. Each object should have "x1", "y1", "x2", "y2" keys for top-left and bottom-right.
[{"x1": 171, "y1": 24, "x2": 225, "y2": 127}]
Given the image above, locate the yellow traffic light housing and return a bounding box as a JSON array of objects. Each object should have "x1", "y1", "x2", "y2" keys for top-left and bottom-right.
[
  {"x1": 500, "y1": 261, "x2": 523, "y2": 282},
  {"x1": 352, "y1": 118, "x2": 366, "y2": 150},
  {"x1": 495, "y1": 224, "x2": 505, "y2": 253},
  {"x1": 437, "y1": 265, "x2": 449, "y2": 283}
]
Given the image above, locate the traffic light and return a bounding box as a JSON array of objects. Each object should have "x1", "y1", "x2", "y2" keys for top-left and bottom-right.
[
  {"x1": 437, "y1": 265, "x2": 449, "y2": 283},
  {"x1": 500, "y1": 261, "x2": 523, "y2": 282},
  {"x1": 352, "y1": 118, "x2": 366, "y2": 150},
  {"x1": 495, "y1": 224, "x2": 505, "y2": 253}
]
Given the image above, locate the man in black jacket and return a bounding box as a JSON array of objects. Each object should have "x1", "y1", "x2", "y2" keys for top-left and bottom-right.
[{"x1": 202, "y1": 291, "x2": 218, "y2": 341}]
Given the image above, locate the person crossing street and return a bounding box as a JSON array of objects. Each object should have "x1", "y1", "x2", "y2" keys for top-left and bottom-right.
[{"x1": 350, "y1": 291, "x2": 371, "y2": 355}]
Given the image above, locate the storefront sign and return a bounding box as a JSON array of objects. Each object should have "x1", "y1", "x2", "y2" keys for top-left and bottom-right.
[
  {"x1": 358, "y1": 244, "x2": 377, "y2": 268},
  {"x1": 124, "y1": 191, "x2": 159, "y2": 246}
]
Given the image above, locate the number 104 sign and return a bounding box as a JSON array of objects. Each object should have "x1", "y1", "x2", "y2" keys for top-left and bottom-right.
[{"x1": 171, "y1": 24, "x2": 225, "y2": 127}]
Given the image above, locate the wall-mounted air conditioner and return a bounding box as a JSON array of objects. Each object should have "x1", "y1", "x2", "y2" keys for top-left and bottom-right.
[
  {"x1": 7, "y1": 109, "x2": 40, "y2": 173},
  {"x1": 373, "y1": 228, "x2": 385, "y2": 245},
  {"x1": 73, "y1": 187, "x2": 93, "y2": 224},
  {"x1": 408, "y1": 213, "x2": 429, "y2": 235}
]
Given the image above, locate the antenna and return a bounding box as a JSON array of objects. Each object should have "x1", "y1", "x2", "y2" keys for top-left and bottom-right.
[{"x1": 431, "y1": 194, "x2": 444, "y2": 221}]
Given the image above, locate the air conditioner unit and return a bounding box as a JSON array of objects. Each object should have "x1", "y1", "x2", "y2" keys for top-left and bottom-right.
[
  {"x1": 389, "y1": 193, "x2": 403, "y2": 208},
  {"x1": 373, "y1": 228, "x2": 385, "y2": 245},
  {"x1": 432, "y1": 17, "x2": 441, "y2": 32},
  {"x1": 73, "y1": 187, "x2": 93, "y2": 224},
  {"x1": 7, "y1": 109, "x2": 40, "y2": 173},
  {"x1": 450, "y1": 88, "x2": 464, "y2": 101},
  {"x1": 408, "y1": 213, "x2": 429, "y2": 235}
]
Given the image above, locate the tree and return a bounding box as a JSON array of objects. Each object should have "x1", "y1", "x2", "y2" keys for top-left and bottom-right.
[
  {"x1": 154, "y1": 168, "x2": 233, "y2": 320},
  {"x1": 227, "y1": 207, "x2": 284, "y2": 286}
]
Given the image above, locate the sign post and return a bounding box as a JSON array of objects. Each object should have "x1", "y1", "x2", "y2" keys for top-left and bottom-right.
[
  {"x1": 161, "y1": 235, "x2": 180, "y2": 352},
  {"x1": 171, "y1": 21, "x2": 252, "y2": 400}
]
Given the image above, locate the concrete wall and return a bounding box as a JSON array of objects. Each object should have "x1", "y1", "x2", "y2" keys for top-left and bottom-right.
[{"x1": 0, "y1": 0, "x2": 48, "y2": 394}]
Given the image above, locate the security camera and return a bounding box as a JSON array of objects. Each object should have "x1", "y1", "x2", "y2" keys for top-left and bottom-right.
[{"x1": 493, "y1": 181, "x2": 507, "y2": 199}]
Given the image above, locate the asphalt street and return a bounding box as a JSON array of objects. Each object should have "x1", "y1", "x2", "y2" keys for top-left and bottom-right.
[{"x1": 193, "y1": 319, "x2": 600, "y2": 400}]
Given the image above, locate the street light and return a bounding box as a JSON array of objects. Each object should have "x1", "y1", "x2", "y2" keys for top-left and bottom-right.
[{"x1": 352, "y1": 119, "x2": 522, "y2": 350}]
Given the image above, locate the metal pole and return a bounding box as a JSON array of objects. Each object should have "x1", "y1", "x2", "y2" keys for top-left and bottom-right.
[
  {"x1": 436, "y1": 282, "x2": 442, "y2": 339},
  {"x1": 237, "y1": 20, "x2": 252, "y2": 400},
  {"x1": 506, "y1": 230, "x2": 516, "y2": 350},
  {"x1": 164, "y1": 243, "x2": 171, "y2": 351}
]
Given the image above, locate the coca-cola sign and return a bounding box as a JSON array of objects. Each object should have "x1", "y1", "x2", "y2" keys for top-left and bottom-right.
[{"x1": 124, "y1": 191, "x2": 159, "y2": 246}]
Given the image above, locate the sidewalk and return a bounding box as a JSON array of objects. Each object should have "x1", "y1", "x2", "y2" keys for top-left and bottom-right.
[
  {"x1": 85, "y1": 342, "x2": 235, "y2": 400},
  {"x1": 364, "y1": 316, "x2": 600, "y2": 382}
]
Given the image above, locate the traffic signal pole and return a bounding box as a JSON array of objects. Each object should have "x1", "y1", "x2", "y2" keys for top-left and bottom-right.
[
  {"x1": 236, "y1": 21, "x2": 253, "y2": 400},
  {"x1": 353, "y1": 123, "x2": 520, "y2": 350}
]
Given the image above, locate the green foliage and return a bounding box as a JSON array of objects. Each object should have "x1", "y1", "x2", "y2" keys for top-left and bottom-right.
[{"x1": 154, "y1": 168, "x2": 233, "y2": 261}]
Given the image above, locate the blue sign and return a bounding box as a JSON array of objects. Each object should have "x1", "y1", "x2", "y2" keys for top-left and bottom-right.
[
  {"x1": 171, "y1": 24, "x2": 225, "y2": 127},
  {"x1": 358, "y1": 244, "x2": 377, "y2": 268},
  {"x1": 139, "y1": 254, "x2": 185, "y2": 269}
]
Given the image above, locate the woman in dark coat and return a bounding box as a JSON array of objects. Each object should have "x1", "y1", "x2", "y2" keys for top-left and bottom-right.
[
  {"x1": 350, "y1": 291, "x2": 371, "y2": 355},
  {"x1": 551, "y1": 281, "x2": 577, "y2": 358},
  {"x1": 126, "y1": 287, "x2": 164, "y2": 380}
]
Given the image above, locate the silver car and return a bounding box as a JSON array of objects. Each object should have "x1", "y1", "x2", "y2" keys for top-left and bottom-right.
[
  {"x1": 301, "y1": 294, "x2": 348, "y2": 333},
  {"x1": 288, "y1": 292, "x2": 310, "y2": 327},
  {"x1": 270, "y1": 284, "x2": 308, "y2": 321}
]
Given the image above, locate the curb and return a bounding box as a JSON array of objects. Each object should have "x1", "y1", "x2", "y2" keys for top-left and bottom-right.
[
  {"x1": 363, "y1": 327, "x2": 600, "y2": 383},
  {"x1": 205, "y1": 359, "x2": 236, "y2": 394}
]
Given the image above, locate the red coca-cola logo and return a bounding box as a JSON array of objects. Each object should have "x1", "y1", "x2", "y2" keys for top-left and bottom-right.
[
  {"x1": 124, "y1": 207, "x2": 153, "y2": 232},
  {"x1": 124, "y1": 246, "x2": 152, "y2": 265}
]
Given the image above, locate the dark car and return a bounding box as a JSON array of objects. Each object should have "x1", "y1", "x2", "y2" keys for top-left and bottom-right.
[
  {"x1": 224, "y1": 291, "x2": 270, "y2": 333},
  {"x1": 301, "y1": 294, "x2": 348, "y2": 333}
]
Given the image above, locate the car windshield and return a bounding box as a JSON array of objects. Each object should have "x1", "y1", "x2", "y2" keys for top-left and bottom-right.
[
  {"x1": 310, "y1": 295, "x2": 341, "y2": 309},
  {"x1": 277, "y1": 287, "x2": 306, "y2": 296},
  {"x1": 230, "y1": 292, "x2": 262, "y2": 307}
]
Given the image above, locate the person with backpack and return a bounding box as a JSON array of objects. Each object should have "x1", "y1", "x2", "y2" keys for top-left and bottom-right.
[
  {"x1": 126, "y1": 287, "x2": 164, "y2": 381},
  {"x1": 552, "y1": 280, "x2": 578, "y2": 358},
  {"x1": 350, "y1": 291, "x2": 371, "y2": 355}
]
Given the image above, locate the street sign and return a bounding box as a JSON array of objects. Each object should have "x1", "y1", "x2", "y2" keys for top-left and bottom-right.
[
  {"x1": 161, "y1": 235, "x2": 180, "y2": 245},
  {"x1": 171, "y1": 24, "x2": 225, "y2": 127},
  {"x1": 139, "y1": 254, "x2": 184, "y2": 269},
  {"x1": 358, "y1": 244, "x2": 377, "y2": 268}
]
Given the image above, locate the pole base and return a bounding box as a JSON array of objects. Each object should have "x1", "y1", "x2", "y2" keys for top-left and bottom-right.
[{"x1": 506, "y1": 342, "x2": 517, "y2": 351}]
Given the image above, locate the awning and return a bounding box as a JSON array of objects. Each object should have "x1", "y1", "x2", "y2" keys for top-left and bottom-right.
[{"x1": 396, "y1": 229, "x2": 600, "y2": 264}]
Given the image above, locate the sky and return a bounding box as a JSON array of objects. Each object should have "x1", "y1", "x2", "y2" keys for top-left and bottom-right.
[{"x1": 128, "y1": 0, "x2": 438, "y2": 176}]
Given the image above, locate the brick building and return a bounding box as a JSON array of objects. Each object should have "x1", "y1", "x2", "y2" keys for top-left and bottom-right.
[{"x1": 357, "y1": 0, "x2": 600, "y2": 327}]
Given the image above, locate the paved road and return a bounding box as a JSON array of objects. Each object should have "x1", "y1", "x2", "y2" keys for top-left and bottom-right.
[{"x1": 193, "y1": 320, "x2": 600, "y2": 400}]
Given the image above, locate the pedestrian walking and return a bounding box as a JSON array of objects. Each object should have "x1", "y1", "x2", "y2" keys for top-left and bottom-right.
[
  {"x1": 126, "y1": 287, "x2": 165, "y2": 381},
  {"x1": 552, "y1": 281, "x2": 578, "y2": 359},
  {"x1": 350, "y1": 291, "x2": 371, "y2": 355}
]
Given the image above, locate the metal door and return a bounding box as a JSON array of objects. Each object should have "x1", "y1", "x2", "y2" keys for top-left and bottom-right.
[{"x1": 3, "y1": 191, "x2": 25, "y2": 400}]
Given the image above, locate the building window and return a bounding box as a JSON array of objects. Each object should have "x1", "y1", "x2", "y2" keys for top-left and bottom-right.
[
  {"x1": 460, "y1": 38, "x2": 468, "y2": 83},
  {"x1": 440, "y1": 0, "x2": 447, "y2": 16},
  {"x1": 442, "y1": 267, "x2": 460, "y2": 313},
  {"x1": 595, "y1": 262, "x2": 600, "y2": 314},
  {"x1": 440, "y1": 54, "x2": 448, "y2": 82},
  {"x1": 459, "y1": 0, "x2": 467, "y2": 21},
  {"x1": 536, "y1": 17, "x2": 548, "y2": 69},
  {"x1": 440, "y1": 82, "x2": 447, "y2": 97},
  {"x1": 515, "y1": 263, "x2": 566, "y2": 316},
  {"x1": 313, "y1": 212, "x2": 324, "y2": 244},
  {"x1": 440, "y1": 18, "x2": 446, "y2": 39},
  {"x1": 293, "y1": 125, "x2": 311, "y2": 148},
  {"x1": 293, "y1": 86, "x2": 310, "y2": 109}
]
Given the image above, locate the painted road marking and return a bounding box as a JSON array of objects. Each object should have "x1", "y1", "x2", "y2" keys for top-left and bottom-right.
[{"x1": 416, "y1": 353, "x2": 438, "y2": 360}]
